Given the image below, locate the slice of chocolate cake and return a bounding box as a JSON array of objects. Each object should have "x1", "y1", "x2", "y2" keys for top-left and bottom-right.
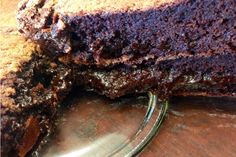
[
  {"x1": 17, "y1": 0, "x2": 236, "y2": 99},
  {"x1": 0, "y1": 2, "x2": 72, "y2": 156}
]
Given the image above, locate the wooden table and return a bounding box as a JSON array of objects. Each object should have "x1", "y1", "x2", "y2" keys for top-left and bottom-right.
[{"x1": 143, "y1": 97, "x2": 236, "y2": 157}]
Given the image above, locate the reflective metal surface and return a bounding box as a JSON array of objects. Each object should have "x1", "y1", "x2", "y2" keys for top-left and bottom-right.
[
  {"x1": 38, "y1": 91, "x2": 236, "y2": 157},
  {"x1": 39, "y1": 92, "x2": 168, "y2": 157}
]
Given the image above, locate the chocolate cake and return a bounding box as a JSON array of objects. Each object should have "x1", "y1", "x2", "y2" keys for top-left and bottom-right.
[
  {"x1": 17, "y1": 0, "x2": 236, "y2": 99},
  {"x1": 0, "y1": 2, "x2": 72, "y2": 156},
  {"x1": 1, "y1": 0, "x2": 236, "y2": 156}
]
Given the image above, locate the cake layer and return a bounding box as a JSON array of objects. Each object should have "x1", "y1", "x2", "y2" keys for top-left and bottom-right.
[
  {"x1": 76, "y1": 53, "x2": 236, "y2": 99},
  {"x1": 17, "y1": 0, "x2": 236, "y2": 67},
  {"x1": 17, "y1": 0, "x2": 236, "y2": 99}
]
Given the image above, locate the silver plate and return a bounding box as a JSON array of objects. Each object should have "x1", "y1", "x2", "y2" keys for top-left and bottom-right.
[{"x1": 39, "y1": 92, "x2": 168, "y2": 157}]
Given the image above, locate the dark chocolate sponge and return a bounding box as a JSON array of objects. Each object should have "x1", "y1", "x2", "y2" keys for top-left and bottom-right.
[
  {"x1": 17, "y1": 0, "x2": 236, "y2": 99},
  {"x1": 17, "y1": 0, "x2": 236, "y2": 67}
]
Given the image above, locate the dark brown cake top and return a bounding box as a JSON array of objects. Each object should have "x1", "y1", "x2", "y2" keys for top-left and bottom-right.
[{"x1": 17, "y1": 0, "x2": 236, "y2": 67}]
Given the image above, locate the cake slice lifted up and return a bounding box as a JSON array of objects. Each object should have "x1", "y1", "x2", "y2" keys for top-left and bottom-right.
[{"x1": 17, "y1": 0, "x2": 236, "y2": 99}]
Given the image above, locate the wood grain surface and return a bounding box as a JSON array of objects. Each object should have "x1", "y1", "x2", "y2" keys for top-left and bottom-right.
[{"x1": 143, "y1": 97, "x2": 236, "y2": 157}]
